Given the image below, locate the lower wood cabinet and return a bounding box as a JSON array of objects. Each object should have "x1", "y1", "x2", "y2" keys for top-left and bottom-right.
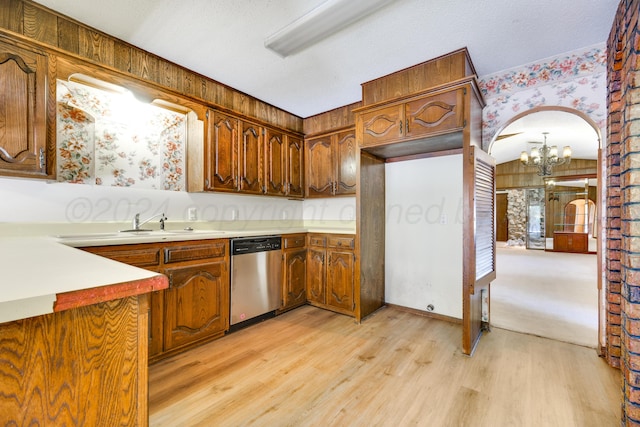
[
  {"x1": 164, "y1": 261, "x2": 229, "y2": 351},
  {"x1": 306, "y1": 233, "x2": 356, "y2": 316},
  {"x1": 82, "y1": 239, "x2": 229, "y2": 362},
  {"x1": 281, "y1": 234, "x2": 307, "y2": 311}
]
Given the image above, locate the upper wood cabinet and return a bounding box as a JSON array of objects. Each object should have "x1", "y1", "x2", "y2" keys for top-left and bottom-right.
[
  {"x1": 239, "y1": 120, "x2": 263, "y2": 194},
  {"x1": 357, "y1": 88, "x2": 465, "y2": 158},
  {"x1": 206, "y1": 110, "x2": 239, "y2": 191},
  {"x1": 305, "y1": 128, "x2": 357, "y2": 197},
  {"x1": 206, "y1": 108, "x2": 303, "y2": 198},
  {"x1": 264, "y1": 127, "x2": 286, "y2": 196},
  {"x1": 0, "y1": 38, "x2": 53, "y2": 179},
  {"x1": 286, "y1": 135, "x2": 304, "y2": 198}
]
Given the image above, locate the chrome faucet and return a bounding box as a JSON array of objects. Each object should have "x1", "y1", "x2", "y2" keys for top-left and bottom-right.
[{"x1": 132, "y1": 212, "x2": 166, "y2": 231}]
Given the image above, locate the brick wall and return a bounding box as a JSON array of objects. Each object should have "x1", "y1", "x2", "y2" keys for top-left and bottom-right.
[{"x1": 608, "y1": 0, "x2": 640, "y2": 424}]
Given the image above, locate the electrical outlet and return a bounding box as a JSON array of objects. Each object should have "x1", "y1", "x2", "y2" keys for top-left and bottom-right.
[{"x1": 187, "y1": 207, "x2": 197, "y2": 221}]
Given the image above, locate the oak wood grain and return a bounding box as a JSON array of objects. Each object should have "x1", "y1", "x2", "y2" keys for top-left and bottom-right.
[
  {"x1": 148, "y1": 305, "x2": 620, "y2": 427},
  {"x1": 0, "y1": 296, "x2": 147, "y2": 426}
]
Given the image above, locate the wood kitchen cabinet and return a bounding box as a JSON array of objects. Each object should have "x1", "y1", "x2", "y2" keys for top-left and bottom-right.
[
  {"x1": 306, "y1": 233, "x2": 356, "y2": 316},
  {"x1": 357, "y1": 88, "x2": 465, "y2": 158},
  {"x1": 206, "y1": 108, "x2": 303, "y2": 198},
  {"x1": 280, "y1": 234, "x2": 307, "y2": 312},
  {"x1": 0, "y1": 38, "x2": 54, "y2": 179},
  {"x1": 305, "y1": 128, "x2": 357, "y2": 197},
  {"x1": 82, "y1": 239, "x2": 229, "y2": 362}
]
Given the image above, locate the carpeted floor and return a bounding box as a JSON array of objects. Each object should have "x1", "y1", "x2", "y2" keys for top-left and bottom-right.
[{"x1": 491, "y1": 243, "x2": 598, "y2": 348}]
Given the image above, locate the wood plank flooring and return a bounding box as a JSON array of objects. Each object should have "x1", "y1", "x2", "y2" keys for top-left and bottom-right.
[{"x1": 149, "y1": 305, "x2": 621, "y2": 426}]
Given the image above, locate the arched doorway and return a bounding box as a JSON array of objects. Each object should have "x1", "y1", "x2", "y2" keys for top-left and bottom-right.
[{"x1": 488, "y1": 107, "x2": 602, "y2": 348}]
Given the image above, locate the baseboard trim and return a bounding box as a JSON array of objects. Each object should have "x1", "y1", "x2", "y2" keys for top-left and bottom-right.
[{"x1": 385, "y1": 303, "x2": 462, "y2": 324}]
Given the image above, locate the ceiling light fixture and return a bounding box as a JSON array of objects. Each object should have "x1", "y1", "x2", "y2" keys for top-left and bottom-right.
[
  {"x1": 520, "y1": 132, "x2": 572, "y2": 176},
  {"x1": 264, "y1": 0, "x2": 396, "y2": 58}
]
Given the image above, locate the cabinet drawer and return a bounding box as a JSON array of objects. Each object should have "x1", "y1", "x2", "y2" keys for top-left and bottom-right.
[
  {"x1": 164, "y1": 240, "x2": 227, "y2": 264},
  {"x1": 308, "y1": 235, "x2": 326, "y2": 247},
  {"x1": 84, "y1": 245, "x2": 161, "y2": 268},
  {"x1": 327, "y1": 236, "x2": 355, "y2": 249},
  {"x1": 283, "y1": 234, "x2": 306, "y2": 249}
]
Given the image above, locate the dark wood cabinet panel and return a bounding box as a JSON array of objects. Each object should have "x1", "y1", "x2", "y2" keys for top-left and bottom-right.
[
  {"x1": 306, "y1": 233, "x2": 356, "y2": 316},
  {"x1": 404, "y1": 89, "x2": 464, "y2": 138},
  {"x1": 335, "y1": 130, "x2": 357, "y2": 195},
  {"x1": 264, "y1": 127, "x2": 287, "y2": 196},
  {"x1": 239, "y1": 121, "x2": 263, "y2": 194},
  {"x1": 360, "y1": 105, "x2": 403, "y2": 147},
  {"x1": 306, "y1": 248, "x2": 326, "y2": 304},
  {"x1": 287, "y1": 135, "x2": 304, "y2": 197},
  {"x1": 357, "y1": 88, "x2": 466, "y2": 159},
  {"x1": 305, "y1": 128, "x2": 356, "y2": 197},
  {"x1": 306, "y1": 135, "x2": 334, "y2": 197},
  {"x1": 207, "y1": 110, "x2": 238, "y2": 191},
  {"x1": 163, "y1": 261, "x2": 229, "y2": 351},
  {"x1": 83, "y1": 239, "x2": 229, "y2": 362},
  {"x1": 283, "y1": 248, "x2": 307, "y2": 310},
  {"x1": 0, "y1": 38, "x2": 52, "y2": 179},
  {"x1": 326, "y1": 250, "x2": 355, "y2": 312}
]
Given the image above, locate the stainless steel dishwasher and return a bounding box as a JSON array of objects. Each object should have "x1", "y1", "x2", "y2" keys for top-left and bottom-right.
[{"x1": 230, "y1": 236, "x2": 282, "y2": 330}]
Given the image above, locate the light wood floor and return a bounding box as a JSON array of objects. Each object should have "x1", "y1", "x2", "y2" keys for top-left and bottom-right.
[{"x1": 149, "y1": 305, "x2": 621, "y2": 427}]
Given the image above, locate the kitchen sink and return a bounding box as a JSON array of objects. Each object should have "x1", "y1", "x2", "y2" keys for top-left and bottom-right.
[{"x1": 55, "y1": 229, "x2": 226, "y2": 243}]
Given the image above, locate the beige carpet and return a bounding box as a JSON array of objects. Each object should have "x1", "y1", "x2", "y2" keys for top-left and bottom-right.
[{"x1": 491, "y1": 243, "x2": 598, "y2": 348}]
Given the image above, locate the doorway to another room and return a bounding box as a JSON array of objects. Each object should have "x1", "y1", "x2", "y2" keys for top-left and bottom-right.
[{"x1": 489, "y1": 108, "x2": 600, "y2": 348}]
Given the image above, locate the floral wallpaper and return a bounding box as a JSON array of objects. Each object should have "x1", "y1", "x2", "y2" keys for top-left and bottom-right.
[
  {"x1": 56, "y1": 80, "x2": 186, "y2": 191},
  {"x1": 478, "y1": 43, "x2": 607, "y2": 149}
]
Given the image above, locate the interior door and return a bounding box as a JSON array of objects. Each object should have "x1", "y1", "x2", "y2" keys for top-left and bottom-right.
[
  {"x1": 496, "y1": 193, "x2": 508, "y2": 242},
  {"x1": 462, "y1": 145, "x2": 496, "y2": 355}
]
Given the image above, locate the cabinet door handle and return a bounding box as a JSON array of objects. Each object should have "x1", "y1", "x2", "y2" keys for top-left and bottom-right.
[
  {"x1": 406, "y1": 119, "x2": 409, "y2": 134},
  {"x1": 399, "y1": 120, "x2": 403, "y2": 136}
]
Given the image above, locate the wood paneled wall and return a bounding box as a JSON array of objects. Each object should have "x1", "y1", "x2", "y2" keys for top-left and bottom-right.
[
  {"x1": 303, "y1": 101, "x2": 361, "y2": 136},
  {"x1": 496, "y1": 159, "x2": 598, "y2": 189},
  {"x1": 0, "y1": 0, "x2": 303, "y2": 132},
  {"x1": 361, "y1": 48, "x2": 476, "y2": 106}
]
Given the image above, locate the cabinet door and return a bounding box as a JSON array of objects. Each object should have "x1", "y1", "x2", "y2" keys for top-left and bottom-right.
[
  {"x1": 163, "y1": 261, "x2": 229, "y2": 351},
  {"x1": 326, "y1": 250, "x2": 355, "y2": 312},
  {"x1": 305, "y1": 135, "x2": 334, "y2": 197},
  {"x1": 404, "y1": 89, "x2": 464, "y2": 138},
  {"x1": 283, "y1": 248, "x2": 307, "y2": 309},
  {"x1": 335, "y1": 130, "x2": 357, "y2": 195},
  {"x1": 264, "y1": 128, "x2": 287, "y2": 196},
  {"x1": 286, "y1": 135, "x2": 304, "y2": 198},
  {"x1": 359, "y1": 104, "x2": 403, "y2": 147},
  {"x1": 207, "y1": 110, "x2": 238, "y2": 191},
  {"x1": 306, "y1": 248, "x2": 326, "y2": 304},
  {"x1": 0, "y1": 40, "x2": 49, "y2": 178},
  {"x1": 239, "y1": 121, "x2": 263, "y2": 194}
]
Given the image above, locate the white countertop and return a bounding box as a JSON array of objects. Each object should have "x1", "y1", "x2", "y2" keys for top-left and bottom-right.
[
  {"x1": 0, "y1": 222, "x2": 356, "y2": 323},
  {"x1": 0, "y1": 236, "x2": 162, "y2": 323}
]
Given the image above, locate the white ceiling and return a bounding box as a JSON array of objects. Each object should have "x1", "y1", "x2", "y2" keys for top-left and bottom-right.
[
  {"x1": 34, "y1": 0, "x2": 618, "y2": 119},
  {"x1": 489, "y1": 110, "x2": 601, "y2": 164}
]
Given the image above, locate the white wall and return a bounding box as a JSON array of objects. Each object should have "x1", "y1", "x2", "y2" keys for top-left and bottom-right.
[
  {"x1": 385, "y1": 154, "x2": 463, "y2": 318},
  {"x1": 0, "y1": 176, "x2": 356, "y2": 226}
]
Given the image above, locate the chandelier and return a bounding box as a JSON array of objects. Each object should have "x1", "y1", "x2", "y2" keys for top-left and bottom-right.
[{"x1": 520, "y1": 132, "x2": 571, "y2": 176}]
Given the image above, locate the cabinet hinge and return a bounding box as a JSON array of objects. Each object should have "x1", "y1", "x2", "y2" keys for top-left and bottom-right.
[
  {"x1": 168, "y1": 274, "x2": 174, "y2": 288},
  {"x1": 38, "y1": 148, "x2": 45, "y2": 170},
  {"x1": 206, "y1": 110, "x2": 210, "y2": 118},
  {"x1": 463, "y1": 87, "x2": 467, "y2": 95},
  {"x1": 463, "y1": 119, "x2": 467, "y2": 128}
]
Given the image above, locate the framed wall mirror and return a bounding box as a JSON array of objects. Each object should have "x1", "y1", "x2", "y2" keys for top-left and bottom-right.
[{"x1": 544, "y1": 175, "x2": 597, "y2": 253}]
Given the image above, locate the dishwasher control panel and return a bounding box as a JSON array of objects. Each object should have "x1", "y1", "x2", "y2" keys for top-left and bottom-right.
[{"x1": 231, "y1": 236, "x2": 282, "y2": 255}]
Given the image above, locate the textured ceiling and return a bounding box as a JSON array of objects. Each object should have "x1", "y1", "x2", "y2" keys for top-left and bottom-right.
[{"x1": 33, "y1": 0, "x2": 618, "y2": 119}]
